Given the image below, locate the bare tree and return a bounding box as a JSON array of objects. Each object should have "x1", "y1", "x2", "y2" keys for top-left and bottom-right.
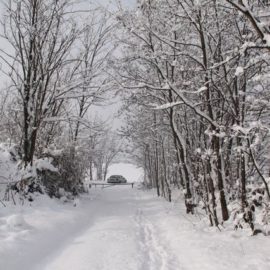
[
  {"x1": 0, "y1": 0, "x2": 79, "y2": 166},
  {"x1": 225, "y1": 0, "x2": 270, "y2": 51},
  {"x1": 71, "y1": 10, "x2": 115, "y2": 142}
]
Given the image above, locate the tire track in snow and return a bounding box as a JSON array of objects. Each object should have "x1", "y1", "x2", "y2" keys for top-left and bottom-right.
[{"x1": 134, "y1": 208, "x2": 181, "y2": 270}]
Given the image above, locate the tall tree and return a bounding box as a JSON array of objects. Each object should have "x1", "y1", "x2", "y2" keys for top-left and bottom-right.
[{"x1": 0, "y1": 0, "x2": 78, "y2": 166}]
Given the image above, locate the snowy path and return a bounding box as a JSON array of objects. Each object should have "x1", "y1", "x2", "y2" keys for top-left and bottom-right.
[
  {"x1": 40, "y1": 187, "x2": 179, "y2": 270},
  {"x1": 1, "y1": 185, "x2": 270, "y2": 270},
  {"x1": 134, "y1": 208, "x2": 179, "y2": 270}
]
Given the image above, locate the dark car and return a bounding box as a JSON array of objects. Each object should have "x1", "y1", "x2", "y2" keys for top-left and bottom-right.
[{"x1": 107, "y1": 175, "x2": 127, "y2": 183}]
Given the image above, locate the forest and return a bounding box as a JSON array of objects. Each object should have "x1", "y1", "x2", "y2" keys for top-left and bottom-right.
[{"x1": 0, "y1": 0, "x2": 270, "y2": 237}]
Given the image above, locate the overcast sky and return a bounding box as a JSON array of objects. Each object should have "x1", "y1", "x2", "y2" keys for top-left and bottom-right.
[
  {"x1": 79, "y1": 0, "x2": 136, "y2": 10},
  {"x1": 87, "y1": 0, "x2": 137, "y2": 130}
]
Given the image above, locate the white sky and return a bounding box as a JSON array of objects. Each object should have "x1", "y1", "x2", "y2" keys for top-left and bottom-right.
[
  {"x1": 77, "y1": 0, "x2": 136, "y2": 12},
  {"x1": 85, "y1": 0, "x2": 136, "y2": 130}
]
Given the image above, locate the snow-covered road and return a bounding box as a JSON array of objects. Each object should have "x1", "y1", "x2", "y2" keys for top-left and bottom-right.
[
  {"x1": 1, "y1": 185, "x2": 270, "y2": 270},
  {"x1": 40, "y1": 186, "x2": 179, "y2": 270}
]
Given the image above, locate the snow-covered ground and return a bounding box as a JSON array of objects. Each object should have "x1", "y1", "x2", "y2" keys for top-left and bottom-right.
[{"x1": 1, "y1": 185, "x2": 270, "y2": 270}]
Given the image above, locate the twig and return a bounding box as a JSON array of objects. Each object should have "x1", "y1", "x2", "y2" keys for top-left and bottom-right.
[{"x1": 0, "y1": 199, "x2": 6, "y2": 207}]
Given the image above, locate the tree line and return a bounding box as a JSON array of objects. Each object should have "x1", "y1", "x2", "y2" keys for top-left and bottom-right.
[{"x1": 114, "y1": 0, "x2": 270, "y2": 233}]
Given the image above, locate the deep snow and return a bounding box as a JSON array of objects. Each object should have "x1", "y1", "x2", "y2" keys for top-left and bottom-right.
[{"x1": 1, "y1": 185, "x2": 270, "y2": 270}]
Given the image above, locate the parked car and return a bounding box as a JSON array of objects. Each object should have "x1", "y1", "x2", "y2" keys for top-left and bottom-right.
[{"x1": 107, "y1": 175, "x2": 127, "y2": 183}]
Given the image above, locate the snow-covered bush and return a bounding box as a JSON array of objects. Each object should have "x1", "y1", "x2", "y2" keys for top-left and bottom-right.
[
  {"x1": 0, "y1": 142, "x2": 88, "y2": 203},
  {"x1": 38, "y1": 145, "x2": 86, "y2": 198},
  {"x1": 230, "y1": 184, "x2": 270, "y2": 235}
]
